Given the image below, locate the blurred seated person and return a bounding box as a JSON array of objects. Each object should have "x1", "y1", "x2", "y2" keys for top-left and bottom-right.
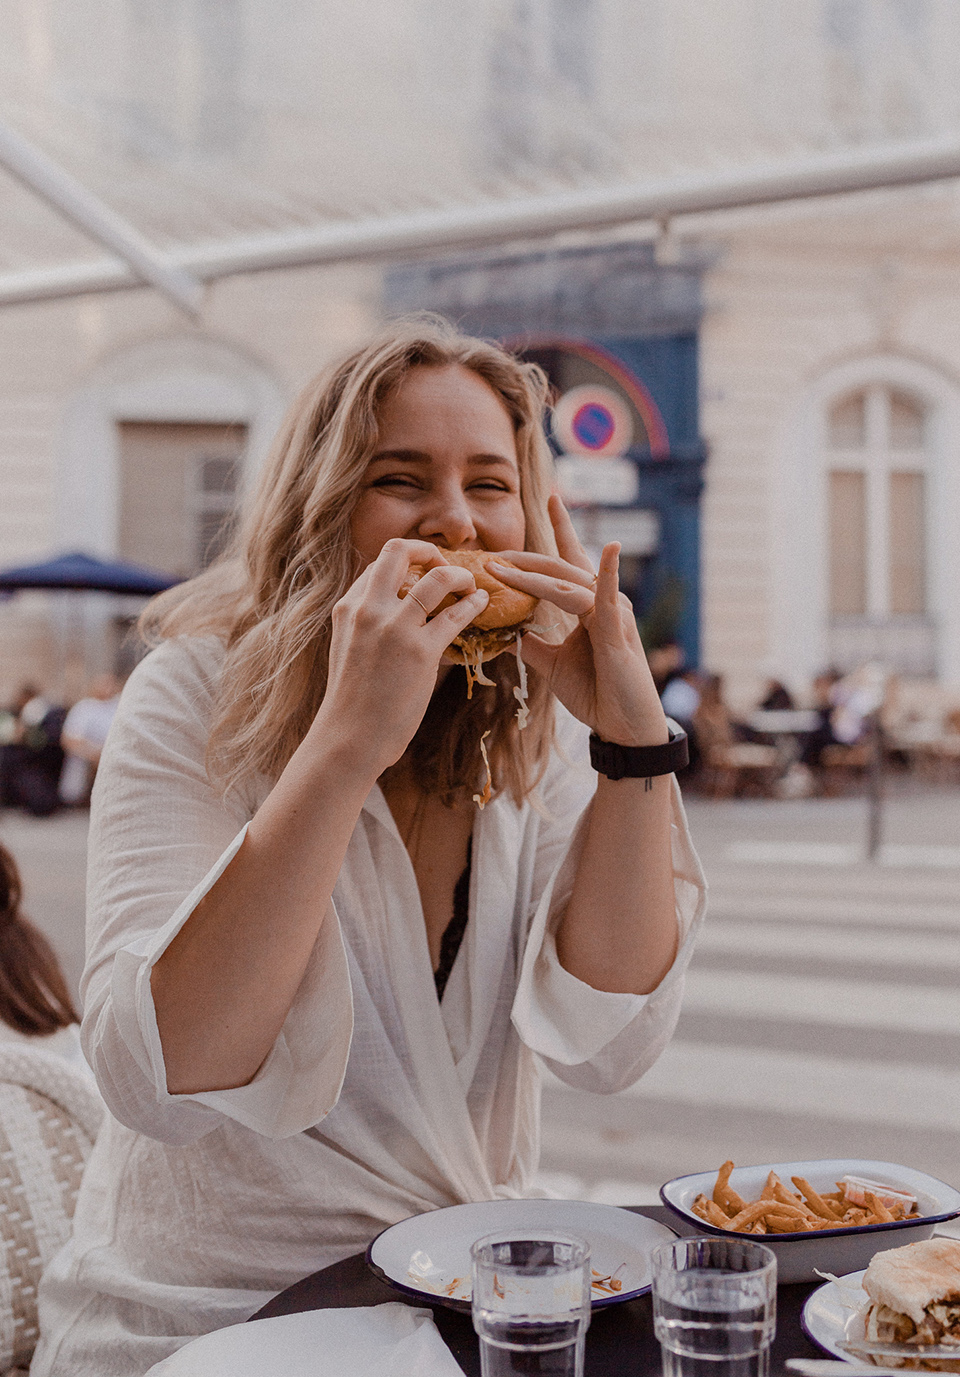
[
  {"x1": 658, "y1": 668, "x2": 701, "y2": 774},
  {"x1": 799, "y1": 669, "x2": 843, "y2": 769},
  {"x1": 646, "y1": 640, "x2": 684, "y2": 695},
  {"x1": 0, "y1": 685, "x2": 34, "y2": 746},
  {"x1": 645, "y1": 643, "x2": 700, "y2": 770},
  {"x1": 59, "y1": 673, "x2": 122, "y2": 807},
  {"x1": 693, "y1": 674, "x2": 734, "y2": 753},
  {"x1": 0, "y1": 839, "x2": 86, "y2": 1070},
  {"x1": 0, "y1": 684, "x2": 66, "y2": 817},
  {"x1": 830, "y1": 666, "x2": 878, "y2": 746},
  {"x1": 694, "y1": 674, "x2": 779, "y2": 793},
  {"x1": 660, "y1": 669, "x2": 700, "y2": 726},
  {"x1": 758, "y1": 678, "x2": 796, "y2": 712}
]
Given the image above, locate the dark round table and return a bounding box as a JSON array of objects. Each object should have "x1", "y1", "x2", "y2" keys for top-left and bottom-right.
[{"x1": 252, "y1": 1206, "x2": 824, "y2": 1375}]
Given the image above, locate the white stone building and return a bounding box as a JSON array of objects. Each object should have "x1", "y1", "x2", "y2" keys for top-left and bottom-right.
[{"x1": 1, "y1": 0, "x2": 959, "y2": 710}]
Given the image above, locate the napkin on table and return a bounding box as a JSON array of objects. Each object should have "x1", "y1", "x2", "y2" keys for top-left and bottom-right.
[{"x1": 144, "y1": 1301, "x2": 465, "y2": 1376}]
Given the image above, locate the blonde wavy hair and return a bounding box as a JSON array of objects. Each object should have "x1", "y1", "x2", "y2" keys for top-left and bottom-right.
[{"x1": 140, "y1": 317, "x2": 562, "y2": 805}]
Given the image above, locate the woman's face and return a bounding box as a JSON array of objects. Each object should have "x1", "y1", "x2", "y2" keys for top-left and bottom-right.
[{"x1": 350, "y1": 363, "x2": 527, "y2": 566}]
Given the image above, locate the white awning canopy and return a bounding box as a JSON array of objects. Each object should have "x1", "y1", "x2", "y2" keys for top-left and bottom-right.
[{"x1": 3, "y1": 1, "x2": 960, "y2": 313}]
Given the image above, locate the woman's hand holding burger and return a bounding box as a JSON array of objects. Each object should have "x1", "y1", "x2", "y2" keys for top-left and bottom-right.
[
  {"x1": 317, "y1": 538, "x2": 490, "y2": 774},
  {"x1": 318, "y1": 492, "x2": 668, "y2": 775},
  {"x1": 489, "y1": 494, "x2": 669, "y2": 749}
]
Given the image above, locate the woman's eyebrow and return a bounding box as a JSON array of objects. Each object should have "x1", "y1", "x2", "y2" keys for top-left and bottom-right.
[
  {"x1": 368, "y1": 448, "x2": 430, "y2": 463},
  {"x1": 368, "y1": 449, "x2": 516, "y2": 467}
]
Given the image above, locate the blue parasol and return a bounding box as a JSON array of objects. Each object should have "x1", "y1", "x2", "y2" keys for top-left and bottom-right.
[{"x1": 0, "y1": 551, "x2": 182, "y2": 597}]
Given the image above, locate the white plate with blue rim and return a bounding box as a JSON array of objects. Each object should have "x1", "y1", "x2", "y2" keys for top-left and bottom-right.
[
  {"x1": 366, "y1": 1198, "x2": 677, "y2": 1313},
  {"x1": 801, "y1": 1268, "x2": 870, "y2": 1362},
  {"x1": 660, "y1": 1160, "x2": 960, "y2": 1285},
  {"x1": 802, "y1": 1267, "x2": 960, "y2": 1368}
]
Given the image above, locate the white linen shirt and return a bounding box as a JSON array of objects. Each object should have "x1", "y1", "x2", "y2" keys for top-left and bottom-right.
[{"x1": 33, "y1": 636, "x2": 706, "y2": 1377}]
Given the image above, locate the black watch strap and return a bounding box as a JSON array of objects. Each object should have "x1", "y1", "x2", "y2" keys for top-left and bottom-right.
[{"x1": 589, "y1": 723, "x2": 689, "y2": 780}]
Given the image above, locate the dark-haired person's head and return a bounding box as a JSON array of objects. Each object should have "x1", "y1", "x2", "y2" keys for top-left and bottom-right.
[{"x1": 0, "y1": 842, "x2": 78, "y2": 1036}]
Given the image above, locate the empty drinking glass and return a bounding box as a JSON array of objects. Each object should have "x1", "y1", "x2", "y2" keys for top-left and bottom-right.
[
  {"x1": 471, "y1": 1230, "x2": 591, "y2": 1376},
  {"x1": 651, "y1": 1237, "x2": 777, "y2": 1377}
]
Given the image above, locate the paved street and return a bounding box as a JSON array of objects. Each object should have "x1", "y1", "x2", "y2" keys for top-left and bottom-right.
[
  {"x1": 2, "y1": 783, "x2": 959, "y2": 1213},
  {"x1": 538, "y1": 782, "x2": 960, "y2": 1208}
]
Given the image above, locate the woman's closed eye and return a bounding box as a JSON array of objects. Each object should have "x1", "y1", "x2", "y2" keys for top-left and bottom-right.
[
  {"x1": 371, "y1": 474, "x2": 422, "y2": 490},
  {"x1": 370, "y1": 475, "x2": 513, "y2": 495},
  {"x1": 469, "y1": 477, "x2": 513, "y2": 492}
]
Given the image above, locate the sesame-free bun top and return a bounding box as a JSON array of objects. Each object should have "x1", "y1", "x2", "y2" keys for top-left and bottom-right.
[
  {"x1": 401, "y1": 548, "x2": 538, "y2": 632},
  {"x1": 863, "y1": 1238, "x2": 960, "y2": 1326}
]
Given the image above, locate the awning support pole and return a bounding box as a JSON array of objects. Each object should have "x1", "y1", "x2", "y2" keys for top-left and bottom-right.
[
  {"x1": 2, "y1": 132, "x2": 960, "y2": 308},
  {"x1": 0, "y1": 121, "x2": 204, "y2": 317}
]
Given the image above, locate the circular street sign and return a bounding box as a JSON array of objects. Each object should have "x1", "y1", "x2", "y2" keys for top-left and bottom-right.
[{"x1": 551, "y1": 384, "x2": 634, "y2": 458}]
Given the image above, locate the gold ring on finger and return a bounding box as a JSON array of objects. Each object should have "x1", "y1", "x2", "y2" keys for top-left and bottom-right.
[{"x1": 407, "y1": 591, "x2": 430, "y2": 618}]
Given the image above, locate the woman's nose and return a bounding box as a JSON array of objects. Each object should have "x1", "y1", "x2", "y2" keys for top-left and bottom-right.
[{"x1": 416, "y1": 486, "x2": 476, "y2": 548}]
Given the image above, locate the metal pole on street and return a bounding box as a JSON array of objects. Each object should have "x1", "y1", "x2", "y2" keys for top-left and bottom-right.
[{"x1": 866, "y1": 712, "x2": 884, "y2": 862}]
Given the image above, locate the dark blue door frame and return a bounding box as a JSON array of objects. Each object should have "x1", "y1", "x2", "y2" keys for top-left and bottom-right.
[{"x1": 594, "y1": 335, "x2": 705, "y2": 669}]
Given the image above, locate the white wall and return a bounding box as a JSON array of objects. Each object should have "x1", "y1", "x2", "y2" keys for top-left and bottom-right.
[{"x1": 699, "y1": 187, "x2": 960, "y2": 706}]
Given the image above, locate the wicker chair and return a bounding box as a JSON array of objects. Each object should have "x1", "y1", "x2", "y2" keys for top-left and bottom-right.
[
  {"x1": 0, "y1": 1045, "x2": 103, "y2": 1375},
  {"x1": 694, "y1": 713, "x2": 780, "y2": 798}
]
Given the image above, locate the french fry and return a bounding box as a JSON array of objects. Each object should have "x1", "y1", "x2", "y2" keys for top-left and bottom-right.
[
  {"x1": 762, "y1": 1202, "x2": 809, "y2": 1222},
  {"x1": 705, "y1": 1198, "x2": 734, "y2": 1228},
  {"x1": 714, "y1": 1160, "x2": 734, "y2": 1198},
  {"x1": 842, "y1": 1208, "x2": 868, "y2": 1225},
  {"x1": 692, "y1": 1194, "x2": 733, "y2": 1229},
  {"x1": 771, "y1": 1181, "x2": 806, "y2": 1211},
  {"x1": 792, "y1": 1176, "x2": 844, "y2": 1221},
  {"x1": 760, "y1": 1171, "x2": 779, "y2": 1200},
  {"x1": 713, "y1": 1160, "x2": 746, "y2": 1216},
  {"x1": 698, "y1": 1163, "x2": 921, "y2": 1235},
  {"x1": 866, "y1": 1191, "x2": 895, "y2": 1223},
  {"x1": 725, "y1": 1199, "x2": 779, "y2": 1231},
  {"x1": 764, "y1": 1212, "x2": 813, "y2": 1233}
]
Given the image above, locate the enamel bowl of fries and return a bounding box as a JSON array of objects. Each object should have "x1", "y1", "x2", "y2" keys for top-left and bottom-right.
[{"x1": 660, "y1": 1159, "x2": 960, "y2": 1284}]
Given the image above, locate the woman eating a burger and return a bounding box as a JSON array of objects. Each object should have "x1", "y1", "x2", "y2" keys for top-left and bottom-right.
[{"x1": 34, "y1": 319, "x2": 705, "y2": 1377}]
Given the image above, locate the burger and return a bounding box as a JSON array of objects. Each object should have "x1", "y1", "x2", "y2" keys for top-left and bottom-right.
[
  {"x1": 861, "y1": 1238, "x2": 960, "y2": 1361},
  {"x1": 399, "y1": 549, "x2": 539, "y2": 690}
]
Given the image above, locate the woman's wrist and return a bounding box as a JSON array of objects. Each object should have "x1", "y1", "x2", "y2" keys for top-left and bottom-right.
[
  {"x1": 593, "y1": 703, "x2": 670, "y2": 749},
  {"x1": 590, "y1": 725, "x2": 687, "y2": 780},
  {"x1": 301, "y1": 702, "x2": 400, "y2": 788}
]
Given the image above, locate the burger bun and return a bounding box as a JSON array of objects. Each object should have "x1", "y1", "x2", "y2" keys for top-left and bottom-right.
[{"x1": 399, "y1": 548, "x2": 538, "y2": 632}]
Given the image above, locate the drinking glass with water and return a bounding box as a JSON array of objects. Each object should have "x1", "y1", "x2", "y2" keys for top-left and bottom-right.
[
  {"x1": 471, "y1": 1231, "x2": 591, "y2": 1376},
  {"x1": 651, "y1": 1237, "x2": 777, "y2": 1377}
]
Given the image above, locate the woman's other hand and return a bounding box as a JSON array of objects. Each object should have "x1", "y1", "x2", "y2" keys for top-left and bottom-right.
[
  {"x1": 314, "y1": 538, "x2": 489, "y2": 773},
  {"x1": 489, "y1": 495, "x2": 668, "y2": 748}
]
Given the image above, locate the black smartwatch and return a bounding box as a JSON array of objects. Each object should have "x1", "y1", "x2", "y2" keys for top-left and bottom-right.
[{"x1": 589, "y1": 720, "x2": 689, "y2": 781}]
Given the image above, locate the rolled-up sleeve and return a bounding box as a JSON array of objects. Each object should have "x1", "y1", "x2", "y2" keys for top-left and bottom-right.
[
  {"x1": 511, "y1": 712, "x2": 706, "y2": 1093},
  {"x1": 81, "y1": 638, "x2": 354, "y2": 1145}
]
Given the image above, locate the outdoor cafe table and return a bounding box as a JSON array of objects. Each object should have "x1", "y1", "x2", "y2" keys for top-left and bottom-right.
[{"x1": 252, "y1": 1205, "x2": 825, "y2": 1376}]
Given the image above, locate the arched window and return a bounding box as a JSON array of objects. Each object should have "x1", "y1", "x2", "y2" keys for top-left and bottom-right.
[
  {"x1": 827, "y1": 385, "x2": 928, "y2": 616},
  {"x1": 825, "y1": 383, "x2": 932, "y2": 672},
  {"x1": 773, "y1": 360, "x2": 960, "y2": 689}
]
